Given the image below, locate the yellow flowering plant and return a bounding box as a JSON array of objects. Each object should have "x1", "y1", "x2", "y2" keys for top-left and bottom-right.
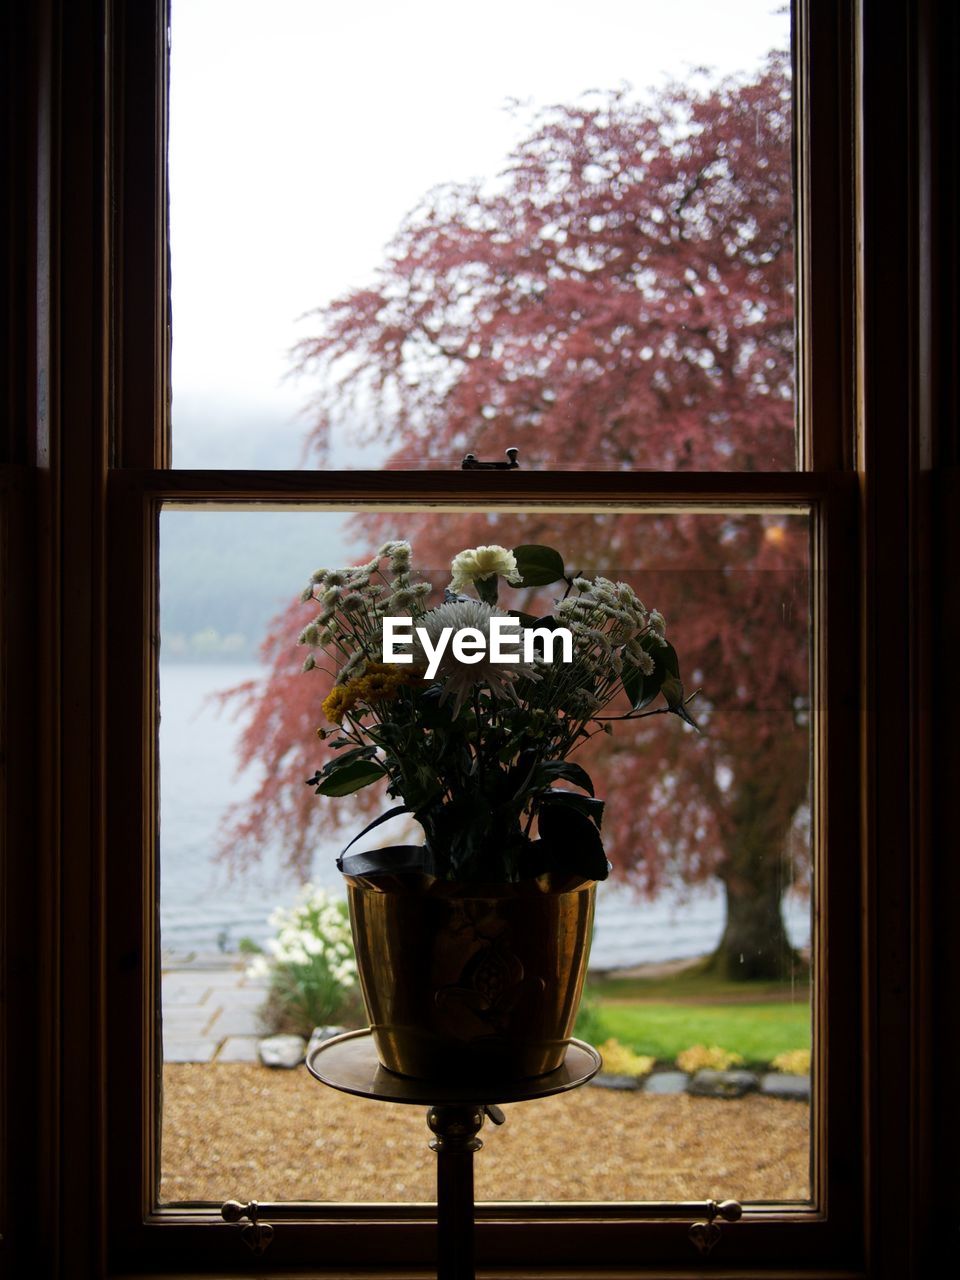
[
  {"x1": 676, "y1": 1044, "x2": 745, "y2": 1073},
  {"x1": 300, "y1": 540, "x2": 698, "y2": 883}
]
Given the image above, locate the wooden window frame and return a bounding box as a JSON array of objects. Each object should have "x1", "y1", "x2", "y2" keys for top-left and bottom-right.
[{"x1": 3, "y1": 0, "x2": 954, "y2": 1275}]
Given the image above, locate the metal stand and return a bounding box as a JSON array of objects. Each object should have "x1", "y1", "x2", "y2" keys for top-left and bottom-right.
[{"x1": 306, "y1": 1029, "x2": 601, "y2": 1280}]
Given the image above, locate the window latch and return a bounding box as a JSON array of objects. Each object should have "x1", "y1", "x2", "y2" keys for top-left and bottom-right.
[
  {"x1": 461, "y1": 447, "x2": 520, "y2": 470},
  {"x1": 221, "y1": 1199, "x2": 274, "y2": 1255},
  {"x1": 689, "y1": 1199, "x2": 742, "y2": 1255}
]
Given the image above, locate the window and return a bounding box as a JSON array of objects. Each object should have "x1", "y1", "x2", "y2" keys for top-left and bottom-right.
[
  {"x1": 115, "y1": 0, "x2": 856, "y2": 1267},
  {"x1": 4, "y1": 0, "x2": 950, "y2": 1275}
]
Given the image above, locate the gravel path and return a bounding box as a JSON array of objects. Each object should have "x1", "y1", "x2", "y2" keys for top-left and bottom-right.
[{"x1": 161, "y1": 1064, "x2": 809, "y2": 1205}]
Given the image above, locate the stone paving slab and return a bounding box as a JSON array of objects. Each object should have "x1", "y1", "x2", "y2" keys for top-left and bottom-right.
[
  {"x1": 164, "y1": 1038, "x2": 220, "y2": 1063},
  {"x1": 206, "y1": 1006, "x2": 263, "y2": 1038},
  {"x1": 161, "y1": 964, "x2": 270, "y2": 1063},
  {"x1": 163, "y1": 1007, "x2": 219, "y2": 1035},
  {"x1": 217, "y1": 985, "x2": 270, "y2": 1009},
  {"x1": 216, "y1": 1036, "x2": 260, "y2": 1063},
  {"x1": 160, "y1": 977, "x2": 216, "y2": 1006}
]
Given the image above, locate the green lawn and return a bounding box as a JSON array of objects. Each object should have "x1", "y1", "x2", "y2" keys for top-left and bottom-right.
[{"x1": 576, "y1": 992, "x2": 811, "y2": 1067}]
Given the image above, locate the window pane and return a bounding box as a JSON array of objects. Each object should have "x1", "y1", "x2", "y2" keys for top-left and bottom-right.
[
  {"x1": 170, "y1": 1, "x2": 796, "y2": 471},
  {"x1": 159, "y1": 506, "x2": 812, "y2": 1206}
]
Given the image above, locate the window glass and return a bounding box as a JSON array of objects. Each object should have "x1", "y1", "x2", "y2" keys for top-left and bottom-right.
[
  {"x1": 170, "y1": 1, "x2": 796, "y2": 471},
  {"x1": 159, "y1": 505, "x2": 812, "y2": 1206}
]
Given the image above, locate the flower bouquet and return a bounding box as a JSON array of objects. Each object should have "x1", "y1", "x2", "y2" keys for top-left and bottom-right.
[
  {"x1": 297, "y1": 539, "x2": 697, "y2": 1082},
  {"x1": 300, "y1": 540, "x2": 696, "y2": 886}
]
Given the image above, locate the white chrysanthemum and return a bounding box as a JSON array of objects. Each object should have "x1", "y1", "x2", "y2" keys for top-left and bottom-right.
[
  {"x1": 378, "y1": 539, "x2": 411, "y2": 558},
  {"x1": 413, "y1": 599, "x2": 538, "y2": 717},
  {"x1": 389, "y1": 588, "x2": 417, "y2": 610},
  {"x1": 627, "y1": 644, "x2": 656, "y2": 676},
  {"x1": 449, "y1": 545, "x2": 522, "y2": 593}
]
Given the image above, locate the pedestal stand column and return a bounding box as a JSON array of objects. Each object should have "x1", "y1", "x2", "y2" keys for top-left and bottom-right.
[{"x1": 426, "y1": 1105, "x2": 485, "y2": 1280}]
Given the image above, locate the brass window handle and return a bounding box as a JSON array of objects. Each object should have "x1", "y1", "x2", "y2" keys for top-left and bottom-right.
[{"x1": 461, "y1": 448, "x2": 520, "y2": 470}]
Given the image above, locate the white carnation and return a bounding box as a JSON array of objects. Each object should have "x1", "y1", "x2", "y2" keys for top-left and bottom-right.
[{"x1": 449, "y1": 545, "x2": 522, "y2": 593}]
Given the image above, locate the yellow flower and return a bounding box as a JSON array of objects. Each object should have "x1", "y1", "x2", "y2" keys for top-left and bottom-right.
[
  {"x1": 770, "y1": 1048, "x2": 811, "y2": 1075},
  {"x1": 353, "y1": 671, "x2": 402, "y2": 703},
  {"x1": 321, "y1": 684, "x2": 356, "y2": 725},
  {"x1": 597, "y1": 1039, "x2": 655, "y2": 1078},
  {"x1": 323, "y1": 662, "x2": 426, "y2": 724},
  {"x1": 676, "y1": 1044, "x2": 744, "y2": 1073}
]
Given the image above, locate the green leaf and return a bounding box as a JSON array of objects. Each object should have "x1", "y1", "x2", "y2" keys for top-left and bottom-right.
[
  {"x1": 660, "y1": 673, "x2": 684, "y2": 708},
  {"x1": 659, "y1": 641, "x2": 681, "y2": 678},
  {"x1": 320, "y1": 745, "x2": 378, "y2": 774},
  {"x1": 528, "y1": 759, "x2": 595, "y2": 796},
  {"x1": 660, "y1": 672, "x2": 702, "y2": 731},
  {"x1": 313, "y1": 759, "x2": 385, "y2": 796},
  {"x1": 538, "y1": 789, "x2": 605, "y2": 830},
  {"x1": 622, "y1": 637, "x2": 679, "y2": 711},
  {"x1": 620, "y1": 659, "x2": 649, "y2": 710},
  {"x1": 537, "y1": 803, "x2": 609, "y2": 881},
  {"x1": 340, "y1": 805, "x2": 411, "y2": 854},
  {"x1": 512, "y1": 544, "x2": 566, "y2": 587},
  {"x1": 622, "y1": 639, "x2": 701, "y2": 730}
]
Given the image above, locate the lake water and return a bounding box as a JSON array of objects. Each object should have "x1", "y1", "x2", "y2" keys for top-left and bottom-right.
[{"x1": 159, "y1": 663, "x2": 810, "y2": 970}]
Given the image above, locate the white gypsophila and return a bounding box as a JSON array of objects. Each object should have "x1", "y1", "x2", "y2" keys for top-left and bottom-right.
[
  {"x1": 245, "y1": 954, "x2": 270, "y2": 980},
  {"x1": 449, "y1": 545, "x2": 522, "y2": 593},
  {"x1": 413, "y1": 598, "x2": 539, "y2": 717},
  {"x1": 260, "y1": 882, "x2": 355, "y2": 983},
  {"x1": 332, "y1": 961, "x2": 356, "y2": 987}
]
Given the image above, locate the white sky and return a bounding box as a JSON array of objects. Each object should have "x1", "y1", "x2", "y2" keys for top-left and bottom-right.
[{"x1": 169, "y1": 0, "x2": 790, "y2": 463}]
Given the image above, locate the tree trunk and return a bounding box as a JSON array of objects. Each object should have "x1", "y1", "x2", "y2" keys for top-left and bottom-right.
[{"x1": 706, "y1": 873, "x2": 805, "y2": 982}]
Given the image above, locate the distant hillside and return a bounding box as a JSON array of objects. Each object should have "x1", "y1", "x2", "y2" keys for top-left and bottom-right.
[{"x1": 159, "y1": 509, "x2": 360, "y2": 662}]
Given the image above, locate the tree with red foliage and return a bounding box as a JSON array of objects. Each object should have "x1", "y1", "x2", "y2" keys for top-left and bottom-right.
[{"x1": 222, "y1": 51, "x2": 808, "y2": 980}]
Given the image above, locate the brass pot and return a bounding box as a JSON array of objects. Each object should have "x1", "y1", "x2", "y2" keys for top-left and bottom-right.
[{"x1": 343, "y1": 870, "x2": 596, "y2": 1084}]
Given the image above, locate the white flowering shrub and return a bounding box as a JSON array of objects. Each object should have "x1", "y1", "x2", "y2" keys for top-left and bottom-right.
[{"x1": 247, "y1": 884, "x2": 358, "y2": 1036}]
